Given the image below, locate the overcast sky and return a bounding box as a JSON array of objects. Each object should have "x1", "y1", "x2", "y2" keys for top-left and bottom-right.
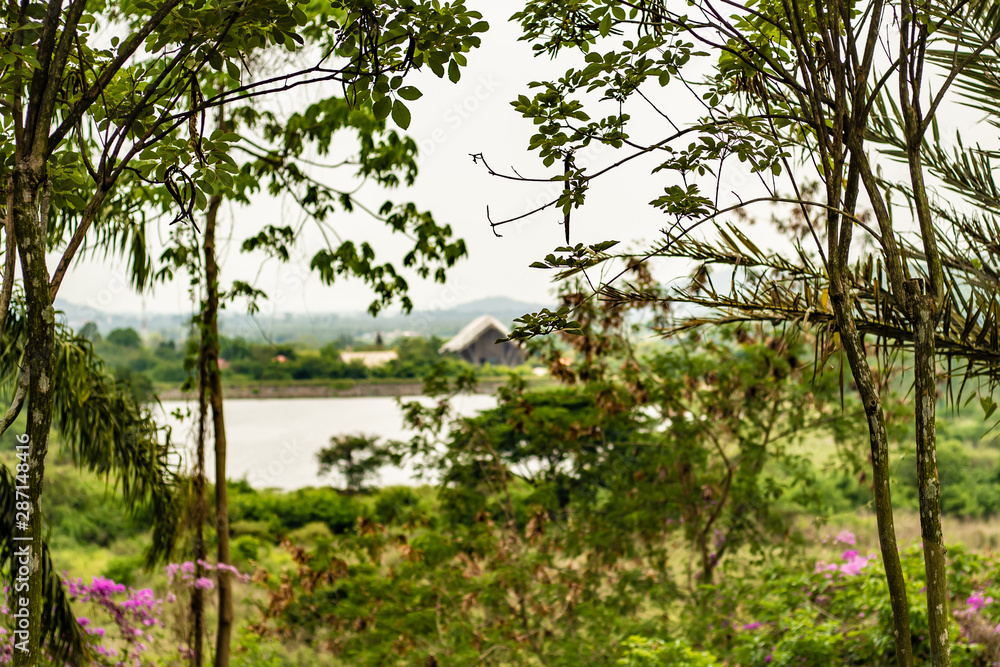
[
  {"x1": 50, "y1": 2, "x2": 724, "y2": 320},
  {"x1": 52, "y1": 2, "x2": 978, "y2": 321}
]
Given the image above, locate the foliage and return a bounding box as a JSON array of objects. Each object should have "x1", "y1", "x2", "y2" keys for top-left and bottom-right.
[
  {"x1": 315, "y1": 434, "x2": 398, "y2": 492},
  {"x1": 0, "y1": 0, "x2": 488, "y2": 654},
  {"x1": 236, "y1": 310, "x2": 883, "y2": 664},
  {"x1": 489, "y1": 2, "x2": 1000, "y2": 663},
  {"x1": 228, "y1": 482, "x2": 362, "y2": 536},
  {"x1": 240, "y1": 520, "x2": 1000, "y2": 667},
  {"x1": 89, "y1": 327, "x2": 482, "y2": 387},
  {"x1": 616, "y1": 636, "x2": 719, "y2": 667}
]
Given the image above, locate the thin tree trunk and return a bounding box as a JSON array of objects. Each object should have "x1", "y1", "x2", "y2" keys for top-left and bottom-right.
[
  {"x1": 190, "y1": 303, "x2": 211, "y2": 667},
  {"x1": 203, "y1": 193, "x2": 233, "y2": 667},
  {"x1": 913, "y1": 291, "x2": 950, "y2": 667},
  {"x1": 832, "y1": 151, "x2": 914, "y2": 667},
  {"x1": 829, "y1": 288, "x2": 913, "y2": 667},
  {"x1": 11, "y1": 167, "x2": 55, "y2": 667}
]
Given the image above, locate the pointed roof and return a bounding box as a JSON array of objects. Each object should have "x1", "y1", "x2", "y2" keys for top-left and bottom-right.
[{"x1": 439, "y1": 315, "x2": 511, "y2": 353}]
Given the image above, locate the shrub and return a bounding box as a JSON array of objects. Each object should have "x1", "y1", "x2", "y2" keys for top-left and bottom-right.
[
  {"x1": 101, "y1": 554, "x2": 146, "y2": 588},
  {"x1": 232, "y1": 535, "x2": 261, "y2": 564},
  {"x1": 373, "y1": 487, "x2": 421, "y2": 525},
  {"x1": 617, "y1": 637, "x2": 719, "y2": 666}
]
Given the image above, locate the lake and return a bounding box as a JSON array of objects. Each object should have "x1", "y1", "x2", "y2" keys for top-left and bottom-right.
[{"x1": 156, "y1": 394, "x2": 497, "y2": 490}]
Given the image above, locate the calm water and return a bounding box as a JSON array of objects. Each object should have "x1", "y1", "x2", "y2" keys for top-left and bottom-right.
[{"x1": 155, "y1": 394, "x2": 496, "y2": 490}]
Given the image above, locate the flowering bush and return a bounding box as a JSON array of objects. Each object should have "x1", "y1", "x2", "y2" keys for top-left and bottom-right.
[
  {"x1": 0, "y1": 559, "x2": 251, "y2": 666},
  {"x1": 164, "y1": 560, "x2": 251, "y2": 661},
  {"x1": 64, "y1": 575, "x2": 164, "y2": 665},
  {"x1": 648, "y1": 535, "x2": 1000, "y2": 667}
]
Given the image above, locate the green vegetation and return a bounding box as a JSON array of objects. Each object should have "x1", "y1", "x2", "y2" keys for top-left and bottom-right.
[
  {"x1": 85, "y1": 326, "x2": 522, "y2": 395},
  {"x1": 32, "y1": 389, "x2": 1000, "y2": 665},
  {"x1": 27, "y1": 309, "x2": 1000, "y2": 665},
  {"x1": 8, "y1": 1, "x2": 1000, "y2": 665}
]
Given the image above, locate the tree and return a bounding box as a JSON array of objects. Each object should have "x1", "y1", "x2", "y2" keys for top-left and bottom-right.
[
  {"x1": 106, "y1": 327, "x2": 142, "y2": 348},
  {"x1": 317, "y1": 433, "x2": 397, "y2": 492},
  {"x1": 160, "y1": 51, "x2": 475, "y2": 666},
  {"x1": 488, "y1": 2, "x2": 1000, "y2": 666},
  {"x1": 256, "y1": 288, "x2": 869, "y2": 664},
  {"x1": 0, "y1": 0, "x2": 485, "y2": 664},
  {"x1": 0, "y1": 309, "x2": 179, "y2": 662}
]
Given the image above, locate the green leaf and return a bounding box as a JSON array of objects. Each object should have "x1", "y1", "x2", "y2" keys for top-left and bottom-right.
[
  {"x1": 981, "y1": 395, "x2": 997, "y2": 420},
  {"x1": 373, "y1": 96, "x2": 392, "y2": 121},
  {"x1": 391, "y1": 100, "x2": 411, "y2": 130},
  {"x1": 397, "y1": 86, "x2": 423, "y2": 101},
  {"x1": 448, "y1": 59, "x2": 461, "y2": 83}
]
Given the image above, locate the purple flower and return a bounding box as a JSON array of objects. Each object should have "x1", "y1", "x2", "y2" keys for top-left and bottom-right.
[{"x1": 741, "y1": 622, "x2": 762, "y2": 631}]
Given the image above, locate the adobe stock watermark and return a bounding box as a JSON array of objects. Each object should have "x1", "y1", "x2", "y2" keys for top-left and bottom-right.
[
  {"x1": 87, "y1": 267, "x2": 133, "y2": 312},
  {"x1": 243, "y1": 438, "x2": 307, "y2": 490},
  {"x1": 416, "y1": 74, "x2": 502, "y2": 163}
]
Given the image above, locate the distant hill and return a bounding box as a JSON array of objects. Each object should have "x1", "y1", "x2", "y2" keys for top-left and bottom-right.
[
  {"x1": 442, "y1": 296, "x2": 547, "y2": 315},
  {"x1": 53, "y1": 296, "x2": 552, "y2": 344}
]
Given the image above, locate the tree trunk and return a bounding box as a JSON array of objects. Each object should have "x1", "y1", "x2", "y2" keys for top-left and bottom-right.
[
  {"x1": 203, "y1": 194, "x2": 233, "y2": 667},
  {"x1": 829, "y1": 289, "x2": 913, "y2": 667},
  {"x1": 10, "y1": 166, "x2": 55, "y2": 667},
  {"x1": 190, "y1": 303, "x2": 210, "y2": 667},
  {"x1": 913, "y1": 290, "x2": 950, "y2": 667}
]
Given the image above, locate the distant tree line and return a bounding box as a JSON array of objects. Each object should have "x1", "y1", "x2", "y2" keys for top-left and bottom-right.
[{"x1": 81, "y1": 324, "x2": 501, "y2": 398}]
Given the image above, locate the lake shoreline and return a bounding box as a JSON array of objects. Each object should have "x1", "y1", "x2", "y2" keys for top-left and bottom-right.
[
  {"x1": 157, "y1": 394, "x2": 499, "y2": 489},
  {"x1": 157, "y1": 379, "x2": 526, "y2": 400}
]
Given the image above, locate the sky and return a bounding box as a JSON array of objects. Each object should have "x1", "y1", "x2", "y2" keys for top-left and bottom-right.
[
  {"x1": 51, "y1": 2, "x2": 979, "y2": 322},
  {"x1": 52, "y1": 1, "x2": 730, "y2": 320}
]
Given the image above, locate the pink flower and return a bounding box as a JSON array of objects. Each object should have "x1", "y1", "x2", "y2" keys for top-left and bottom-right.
[
  {"x1": 967, "y1": 591, "x2": 993, "y2": 612},
  {"x1": 194, "y1": 577, "x2": 215, "y2": 590},
  {"x1": 839, "y1": 553, "x2": 872, "y2": 577},
  {"x1": 742, "y1": 622, "x2": 762, "y2": 631},
  {"x1": 834, "y1": 530, "x2": 856, "y2": 546}
]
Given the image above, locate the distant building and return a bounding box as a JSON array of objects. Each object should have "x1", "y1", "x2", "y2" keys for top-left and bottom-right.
[
  {"x1": 340, "y1": 350, "x2": 398, "y2": 368},
  {"x1": 439, "y1": 315, "x2": 526, "y2": 366}
]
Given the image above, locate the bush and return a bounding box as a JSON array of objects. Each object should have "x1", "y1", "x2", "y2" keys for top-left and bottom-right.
[
  {"x1": 229, "y1": 485, "x2": 361, "y2": 536},
  {"x1": 230, "y1": 520, "x2": 274, "y2": 541},
  {"x1": 232, "y1": 632, "x2": 291, "y2": 667},
  {"x1": 101, "y1": 554, "x2": 146, "y2": 588},
  {"x1": 617, "y1": 637, "x2": 719, "y2": 666},
  {"x1": 44, "y1": 468, "x2": 144, "y2": 547},
  {"x1": 231, "y1": 535, "x2": 260, "y2": 564},
  {"x1": 373, "y1": 487, "x2": 421, "y2": 525},
  {"x1": 288, "y1": 521, "x2": 334, "y2": 547}
]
